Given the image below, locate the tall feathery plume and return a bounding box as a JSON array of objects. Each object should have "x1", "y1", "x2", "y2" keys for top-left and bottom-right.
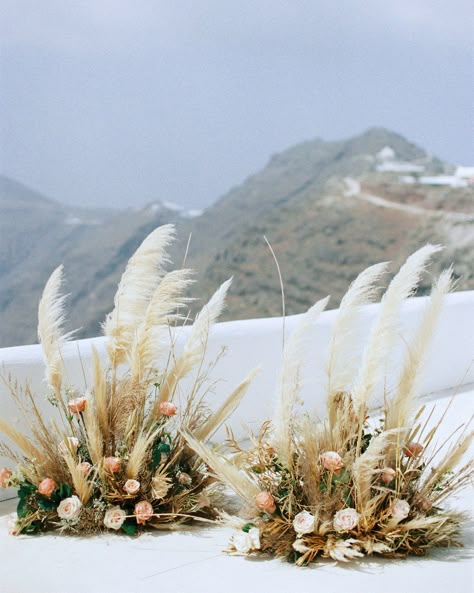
[
  {"x1": 327, "y1": 262, "x2": 389, "y2": 396},
  {"x1": 272, "y1": 296, "x2": 330, "y2": 466},
  {"x1": 182, "y1": 432, "x2": 261, "y2": 502},
  {"x1": 37, "y1": 265, "x2": 74, "y2": 408},
  {"x1": 155, "y1": 278, "x2": 233, "y2": 407},
  {"x1": 351, "y1": 245, "x2": 442, "y2": 421},
  {"x1": 103, "y1": 224, "x2": 176, "y2": 367},
  {"x1": 194, "y1": 367, "x2": 260, "y2": 441},
  {"x1": 385, "y1": 268, "x2": 453, "y2": 431},
  {"x1": 129, "y1": 268, "x2": 194, "y2": 382}
]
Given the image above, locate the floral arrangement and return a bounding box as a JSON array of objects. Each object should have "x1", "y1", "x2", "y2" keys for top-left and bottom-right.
[
  {"x1": 185, "y1": 245, "x2": 473, "y2": 564},
  {"x1": 0, "y1": 224, "x2": 256, "y2": 535}
]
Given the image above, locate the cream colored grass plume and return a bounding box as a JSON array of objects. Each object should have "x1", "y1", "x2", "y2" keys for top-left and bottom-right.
[
  {"x1": 37, "y1": 264, "x2": 76, "y2": 405},
  {"x1": 0, "y1": 225, "x2": 256, "y2": 536},
  {"x1": 103, "y1": 224, "x2": 175, "y2": 367},
  {"x1": 156, "y1": 277, "x2": 233, "y2": 407},
  {"x1": 326, "y1": 261, "x2": 389, "y2": 396},
  {"x1": 351, "y1": 244, "x2": 442, "y2": 420},
  {"x1": 191, "y1": 246, "x2": 473, "y2": 565},
  {"x1": 272, "y1": 296, "x2": 330, "y2": 466},
  {"x1": 385, "y1": 268, "x2": 453, "y2": 432}
]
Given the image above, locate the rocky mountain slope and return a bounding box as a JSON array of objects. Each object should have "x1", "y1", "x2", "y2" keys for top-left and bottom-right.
[{"x1": 1, "y1": 128, "x2": 472, "y2": 347}]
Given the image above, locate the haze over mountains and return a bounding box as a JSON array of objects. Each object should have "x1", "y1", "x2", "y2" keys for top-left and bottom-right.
[{"x1": 1, "y1": 127, "x2": 473, "y2": 347}]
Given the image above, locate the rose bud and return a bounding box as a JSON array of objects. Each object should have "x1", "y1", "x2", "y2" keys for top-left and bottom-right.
[
  {"x1": 77, "y1": 461, "x2": 92, "y2": 475},
  {"x1": 104, "y1": 506, "x2": 126, "y2": 531},
  {"x1": 104, "y1": 456, "x2": 122, "y2": 473},
  {"x1": 0, "y1": 467, "x2": 12, "y2": 488},
  {"x1": 381, "y1": 467, "x2": 396, "y2": 483},
  {"x1": 416, "y1": 496, "x2": 432, "y2": 512},
  {"x1": 134, "y1": 500, "x2": 154, "y2": 524},
  {"x1": 404, "y1": 442, "x2": 424, "y2": 458},
  {"x1": 178, "y1": 472, "x2": 192, "y2": 486},
  {"x1": 320, "y1": 451, "x2": 343, "y2": 475},
  {"x1": 255, "y1": 491, "x2": 276, "y2": 514},
  {"x1": 38, "y1": 478, "x2": 57, "y2": 497},
  {"x1": 293, "y1": 510, "x2": 315, "y2": 535},
  {"x1": 390, "y1": 498, "x2": 410, "y2": 522},
  {"x1": 68, "y1": 397, "x2": 87, "y2": 414},
  {"x1": 333, "y1": 508, "x2": 360, "y2": 532},
  {"x1": 57, "y1": 495, "x2": 82, "y2": 520},
  {"x1": 159, "y1": 402, "x2": 177, "y2": 417},
  {"x1": 123, "y1": 479, "x2": 141, "y2": 495}
]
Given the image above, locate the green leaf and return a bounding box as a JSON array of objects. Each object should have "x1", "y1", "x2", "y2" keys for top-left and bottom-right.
[
  {"x1": 38, "y1": 497, "x2": 58, "y2": 511},
  {"x1": 58, "y1": 483, "x2": 71, "y2": 500},
  {"x1": 18, "y1": 481, "x2": 37, "y2": 498},
  {"x1": 17, "y1": 497, "x2": 31, "y2": 519},
  {"x1": 242, "y1": 523, "x2": 256, "y2": 533},
  {"x1": 121, "y1": 521, "x2": 138, "y2": 535}
]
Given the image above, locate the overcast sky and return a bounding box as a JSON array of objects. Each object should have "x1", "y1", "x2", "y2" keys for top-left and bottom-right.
[{"x1": 1, "y1": 1, "x2": 473, "y2": 210}]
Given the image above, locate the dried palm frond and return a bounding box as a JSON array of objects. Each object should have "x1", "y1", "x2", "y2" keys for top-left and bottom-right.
[{"x1": 0, "y1": 225, "x2": 255, "y2": 536}]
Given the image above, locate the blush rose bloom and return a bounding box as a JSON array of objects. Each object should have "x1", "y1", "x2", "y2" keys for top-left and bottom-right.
[
  {"x1": 58, "y1": 437, "x2": 80, "y2": 456},
  {"x1": 104, "y1": 456, "x2": 122, "y2": 473},
  {"x1": 104, "y1": 506, "x2": 127, "y2": 530},
  {"x1": 293, "y1": 510, "x2": 315, "y2": 535},
  {"x1": 159, "y1": 402, "x2": 177, "y2": 417},
  {"x1": 255, "y1": 491, "x2": 276, "y2": 514},
  {"x1": 320, "y1": 451, "x2": 343, "y2": 474},
  {"x1": 381, "y1": 467, "x2": 396, "y2": 483},
  {"x1": 57, "y1": 495, "x2": 82, "y2": 521},
  {"x1": 390, "y1": 499, "x2": 410, "y2": 522},
  {"x1": 134, "y1": 501, "x2": 154, "y2": 524},
  {"x1": 232, "y1": 527, "x2": 261, "y2": 554},
  {"x1": 77, "y1": 461, "x2": 92, "y2": 475},
  {"x1": 333, "y1": 508, "x2": 360, "y2": 532},
  {"x1": 68, "y1": 397, "x2": 87, "y2": 414},
  {"x1": 38, "y1": 478, "x2": 57, "y2": 497},
  {"x1": 123, "y1": 479, "x2": 141, "y2": 495},
  {"x1": 404, "y1": 442, "x2": 424, "y2": 458},
  {"x1": 0, "y1": 467, "x2": 12, "y2": 488}
]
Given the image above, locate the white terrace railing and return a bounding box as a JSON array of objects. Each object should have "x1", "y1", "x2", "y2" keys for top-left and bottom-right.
[{"x1": 1, "y1": 291, "x2": 473, "y2": 503}]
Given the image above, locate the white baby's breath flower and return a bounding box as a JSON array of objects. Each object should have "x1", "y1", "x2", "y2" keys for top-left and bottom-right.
[{"x1": 293, "y1": 510, "x2": 315, "y2": 535}]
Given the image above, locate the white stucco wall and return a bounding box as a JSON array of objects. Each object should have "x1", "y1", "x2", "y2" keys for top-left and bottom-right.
[{"x1": 1, "y1": 291, "x2": 473, "y2": 502}]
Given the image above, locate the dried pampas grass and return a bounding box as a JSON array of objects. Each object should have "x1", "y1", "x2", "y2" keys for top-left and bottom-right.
[
  {"x1": 0, "y1": 225, "x2": 255, "y2": 536},
  {"x1": 185, "y1": 247, "x2": 472, "y2": 565}
]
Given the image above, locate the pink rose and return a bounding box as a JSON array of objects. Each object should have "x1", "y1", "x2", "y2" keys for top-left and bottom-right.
[
  {"x1": 104, "y1": 506, "x2": 127, "y2": 530},
  {"x1": 404, "y1": 442, "x2": 423, "y2": 458},
  {"x1": 390, "y1": 499, "x2": 410, "y2": 522},
  {"x1": 123, "y1": 479, "x2": 141, "y2": 495},
  {"x1": 58, "y1": 437, "x2": 80, "y2": 456},
  {"x1": 0, "y1": 467, "x2": 12, "y2": 488},
  {"x1": 159, "y1": 402, "x2": 177, "y2": 417},
  {"x1": 38, "y1": 478, "x2": 57, "y2": 497},
  {"x1": 293, "y1": 510, "x2": 315, "y2": 535},
  {"x1": 333, "y1": 508, "x2": 360, "y2": 532},
  {"x1": 134, "y1": 500, "x2": 154, "y2": 525},
  {"x1": 57, "y1": 495, "x2": 82, "y2": 520},
  {"x1": 320, "y1": 451, "x2": 343, "y2": 475},
  {"x1": 68, "y1": 397, "x2": 87, "y2": 414},
  {"x1": 381, "y1": 467, "x2": 396, "y2": 484},
  {"x1": 77, "y1": 461, "x2": 92, "y2": 475},
  {"x1": 255, "y1": 491, "x2": 276, "y2": 514},
  {"x1": 104, "y1": 456, "x2": 122, "y2": 473}
]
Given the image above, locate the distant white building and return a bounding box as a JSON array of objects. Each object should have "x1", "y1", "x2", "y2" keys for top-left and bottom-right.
[
  {"x1": 376, "y1": 146, "x2": 396, "y2": 161},
  {"x1": 418, "y1": 176, "x2": 467, "y2": 188},
  {"x1": 377, "y1": 162, "x2": 425, "y2": 173},
  {"x1": 455, "y1": 166, "x2": 474, "y2": 184}
]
